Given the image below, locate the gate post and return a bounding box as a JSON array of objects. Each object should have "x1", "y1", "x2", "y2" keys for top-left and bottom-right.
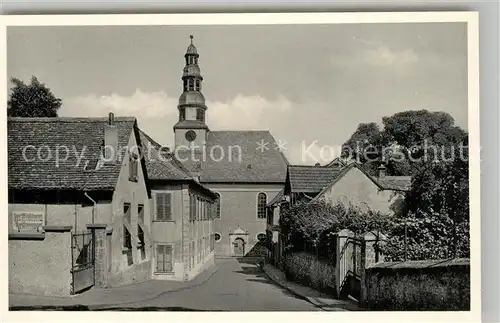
[
  {"x1": 87, "y1": 224, "x2": 108, "y2": 288},
  {"x1": 335, "y1": 229, "x2": 353, "y2": 298}
]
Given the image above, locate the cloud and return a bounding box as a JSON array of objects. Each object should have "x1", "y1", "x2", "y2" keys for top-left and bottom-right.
[
  {"x1": 61, "y1": 90, "x2": 297, "y2": 159},
  {"x1": 362, "y1": 46, "x2": 419, "y2": 68},
  {"x1": 331, "y1": 45, "x2": 419, "y2": 70}
]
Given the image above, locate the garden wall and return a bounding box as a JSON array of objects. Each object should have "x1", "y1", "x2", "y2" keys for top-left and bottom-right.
[
  {"x1": 362, "y1": 258, "x2": 470, "y2": 310},
  {"x1": 282, "y1": 252, "x2": 336, "y2": 295}
]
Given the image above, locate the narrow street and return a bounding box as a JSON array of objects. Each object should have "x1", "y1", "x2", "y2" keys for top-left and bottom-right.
[{"x1": 106, "y1": 258, "x2": 321, "y2": 311}]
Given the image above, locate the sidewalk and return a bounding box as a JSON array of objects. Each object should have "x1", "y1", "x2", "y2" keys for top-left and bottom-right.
[
  {"x1": 10, "y1": 264, "x2": 219, "y2": 310},
  {"x1": 262, "y1": 264, "x2": 362, "y2": 311}
]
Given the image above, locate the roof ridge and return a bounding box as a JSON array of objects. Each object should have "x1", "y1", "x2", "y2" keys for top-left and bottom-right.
[
  {"x1": 8, "y1": 116, "x2": 136, "y2": 122},
  {"x1": 209, "y1": 130, "x2": 271, "y2": 133}
]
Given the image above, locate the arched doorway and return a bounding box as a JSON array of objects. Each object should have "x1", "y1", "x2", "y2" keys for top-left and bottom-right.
[{"x1": 233, "y1": 238, "x2": 245, "y2": 257}]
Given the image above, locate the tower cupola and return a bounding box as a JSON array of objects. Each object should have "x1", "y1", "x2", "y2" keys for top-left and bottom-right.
[{"x1": 174, "y1": 35, "x2": 209, "y2": 150}]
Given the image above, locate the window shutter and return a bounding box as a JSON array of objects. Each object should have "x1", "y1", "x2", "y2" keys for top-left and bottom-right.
[
  {"x1": 165, "y1": 245, "x2": 173, "y2": 271},
  {"x1": 155, "y1": 192, "x2": 172, "y2": 221},
  {"x1": 156, "y1": 244, "x2": 165, "y2": 272},
  {"x1": 164, "y1": 193, "x2": 172, "y2": 221},
  {"x1": 156, "y1": 193, "x2": 164, "y2": 220}
]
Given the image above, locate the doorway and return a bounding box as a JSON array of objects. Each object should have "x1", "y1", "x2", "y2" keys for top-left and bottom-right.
[{"x1": 233, "y1": 237, "x2": 245, "y2": 257}]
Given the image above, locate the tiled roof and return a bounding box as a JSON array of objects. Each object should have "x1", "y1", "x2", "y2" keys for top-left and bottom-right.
[
  {"x1": 288, "y1": 165, "x2": 344, "y2": 193},
  {"x1": 179, "y1": 131, "x2": 289, "y2": 183},
  {"x1": 377, "y1": 176, "x2": 412, "y2": 191},
  {"x1": 8, "y1": 117, "x2": 136, "y2": 190},
  {"x1": 266, "y1": 189, "x2": 284, "y2": 207},
  {"x1": 311, "y1": 163, "x2": 412, "y2": 203},
  {"x1": 138, "y1": 130, "x2": 218, "y2": 199},
  {"x1": 324, "y1": 157, "x2": 347, "y2": 168},
  {"x1": 138, "y1": 130, "x2": 193, "y2": 181}
]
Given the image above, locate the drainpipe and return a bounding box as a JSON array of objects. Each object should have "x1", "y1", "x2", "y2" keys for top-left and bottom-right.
[{"x1": 84, "y1": 192, "x2": 97, "y2": 224}]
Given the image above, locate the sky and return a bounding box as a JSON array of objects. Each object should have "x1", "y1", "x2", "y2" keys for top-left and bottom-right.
[{"x1": 7, "y1": 23, "x2": 468, "y2": 165}]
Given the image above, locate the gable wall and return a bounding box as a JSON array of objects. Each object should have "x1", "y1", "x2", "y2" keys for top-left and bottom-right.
[
  {"x1": 108, "y1": 129, "x2": 152, "y2": 285},
  {"x1": 318, "y1": 167, "x2": 403, "y2": 215}
]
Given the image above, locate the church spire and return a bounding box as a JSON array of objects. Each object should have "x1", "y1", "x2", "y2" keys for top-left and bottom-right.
[{"x1": 173, "y1": 35, "x2": 209, "y2": 149}]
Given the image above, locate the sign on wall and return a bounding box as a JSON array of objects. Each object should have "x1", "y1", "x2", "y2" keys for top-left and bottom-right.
[{"x1": 12, "y1": 211, "x2": 44, "y2": 232}]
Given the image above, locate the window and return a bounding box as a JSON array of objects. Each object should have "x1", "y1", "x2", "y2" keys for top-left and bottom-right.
[
  {"x1": 197, "y1": 197, "x2": 201, "y2": 221},
  {"x1": 196, "y1": 109, "x2": 205, "y2": 122},
  {"x1": 137, "y1": 225, "x2": 145, "y2": 258},
  {"x1": 257, "y1": 192, "x2": 267, "y2": 219},
  {"x1": 180, "y1": 109, "x2": 186, "y2": 121},
  {"x1": 129, "y1": 153, "x2": 138, "y2": 182},
  {"x1": 156, "y1": 244, "x2": 173, "y2": 272},
  {"x1": 195, "y1": 79, "x2": 201, "y2": 91},
  {"x1": 214, "y1": 233, "x2": 221, "y2": 242},
  {"x1": 183, "y1": 80, "x2": 188, "y2": 92},
  {"x1": 124, "y1": 203, "x2": 131, "y2": 224},
  {"x1": 138, "y1": 204, "x2": 144, "y2": 223},
  {"x1": 155, "y1": 192, "x2": 172, "y2": 221},
  {"x1": 123, "y1": 225, "x2": 132, "y2": 249},
  {"x1": 215, "y1": 193, "x2": 221, "y2": 219},
  {"x1": 257, "y1": 233, "x2": 266, "y2": 242},
  {"x1": 188, "y1": 78, "x2": 195, "y2": 91},
  {"x1": 190, "y1": 194, "x2": 197, "y2": 222}
]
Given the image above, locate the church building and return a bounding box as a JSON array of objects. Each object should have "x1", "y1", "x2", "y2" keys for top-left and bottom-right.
[{"x1": 172, "y1": 36, "x2": 289, "y2": 257}]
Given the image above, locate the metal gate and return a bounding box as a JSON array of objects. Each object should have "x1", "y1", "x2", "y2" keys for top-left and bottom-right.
[
  {"x1": 337, "y1": 235, "x2": 364, "y2": 300},
  {"x1": 71, "y1": 231, "x2": 95, "y2": 294}
]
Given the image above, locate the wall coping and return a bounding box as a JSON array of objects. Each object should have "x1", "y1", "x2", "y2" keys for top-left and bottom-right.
[
  {"x1": 42, "y1": 225, "x2": 73, "y2": 232},
  {"x1": 86, "y1": 223, "x2": 108, "y2": 229},
  {"x1": 9, "y1": 232, "x2": 46, "y2": 240},
  {"x1": 368, "y1": 258, "x2": 470, "y2": 270}
]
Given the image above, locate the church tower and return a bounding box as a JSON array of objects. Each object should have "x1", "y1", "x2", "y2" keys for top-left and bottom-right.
[{"x1": 174, "y1": 35, "x2": 209, "y2": 150}]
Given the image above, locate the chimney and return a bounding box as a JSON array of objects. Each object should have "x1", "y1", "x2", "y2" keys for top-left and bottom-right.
[
  {"x1": 378, "y1": 163, "x2": 386, "y2": 178},
  {"x1": 103, "y1": 112, "x2": 118, "y2": 162}
]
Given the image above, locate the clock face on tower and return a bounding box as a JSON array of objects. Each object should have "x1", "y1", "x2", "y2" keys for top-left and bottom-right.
[{"x1": 185, "y1": 130, "x2": 197, "y2": 142}]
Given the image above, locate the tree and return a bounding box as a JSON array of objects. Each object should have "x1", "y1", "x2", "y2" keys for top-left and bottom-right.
[
  {"x1": 7, "y1": 76, "x2": 62, "y2": 117},
  {"x1": 342, "y1": 110, "x2": 467, "y2": 177},
  {"x1": 342, "y1": 110, "x2": 470, "y2": 261},
  {"x1": 341, "y1": 122, "x2": 383, "y2": 175}
]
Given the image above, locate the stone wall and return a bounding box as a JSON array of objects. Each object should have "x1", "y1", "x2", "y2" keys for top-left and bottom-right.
[
  {"x1": 9, "y1": 228, "x2": 73, "y2": 296},
  {"x1": 362, "y1": 258, "x2": 470, "y2": 310}
]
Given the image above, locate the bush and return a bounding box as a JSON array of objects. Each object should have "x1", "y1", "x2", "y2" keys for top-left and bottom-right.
[{"x1": 283, "y1": 252, "x2": 336, "y2": 295}]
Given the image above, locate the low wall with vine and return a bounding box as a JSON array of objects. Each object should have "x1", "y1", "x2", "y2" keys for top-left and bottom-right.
[{"x1": 362, "y1": 258, "x2": 470, "y2": 310}]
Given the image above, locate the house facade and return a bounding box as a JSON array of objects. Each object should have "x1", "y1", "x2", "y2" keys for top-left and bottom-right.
[
  {"x1": 8, "y1": 114, "x2": 219, "y2": 296},
  {"x1": 171, "y1": 37, "x2": 289, "y2": 257},
  {"x1": 265, "y1": 162, "x2": 411, "y2": 266},
  {"x1": 139, "y1": 131, "x2": 218, "y2": 281},
  {"x1": 8, "y1": 115, "x2": 152, "y2": 296}
]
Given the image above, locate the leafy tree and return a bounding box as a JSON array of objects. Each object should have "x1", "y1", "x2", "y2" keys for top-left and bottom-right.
[
  {"x1": 341, "y1": 110, "x2": 467, "y2": 177},
  {"x1": 341, "y1": 122, "x2": 383, "y2": 175},
  {"x1": 7, "y1": 76, "x2": 62, "y2": 117},
  {"x1": 340, "y1": 110, "x2": 470, "y2": 261}
]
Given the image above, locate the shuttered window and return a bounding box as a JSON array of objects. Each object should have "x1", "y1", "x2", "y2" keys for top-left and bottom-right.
[
  {"x1": 155, "y1": 192, "x2": 172, "y2": 221},
  {"x1": 156, "y1": 244, "x2": 173, "y2": 272}
]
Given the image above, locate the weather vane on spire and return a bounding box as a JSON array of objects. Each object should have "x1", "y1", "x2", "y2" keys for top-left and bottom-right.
[{"x1": 190, "y1": 35, "x2": 194, "y2": 44}]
